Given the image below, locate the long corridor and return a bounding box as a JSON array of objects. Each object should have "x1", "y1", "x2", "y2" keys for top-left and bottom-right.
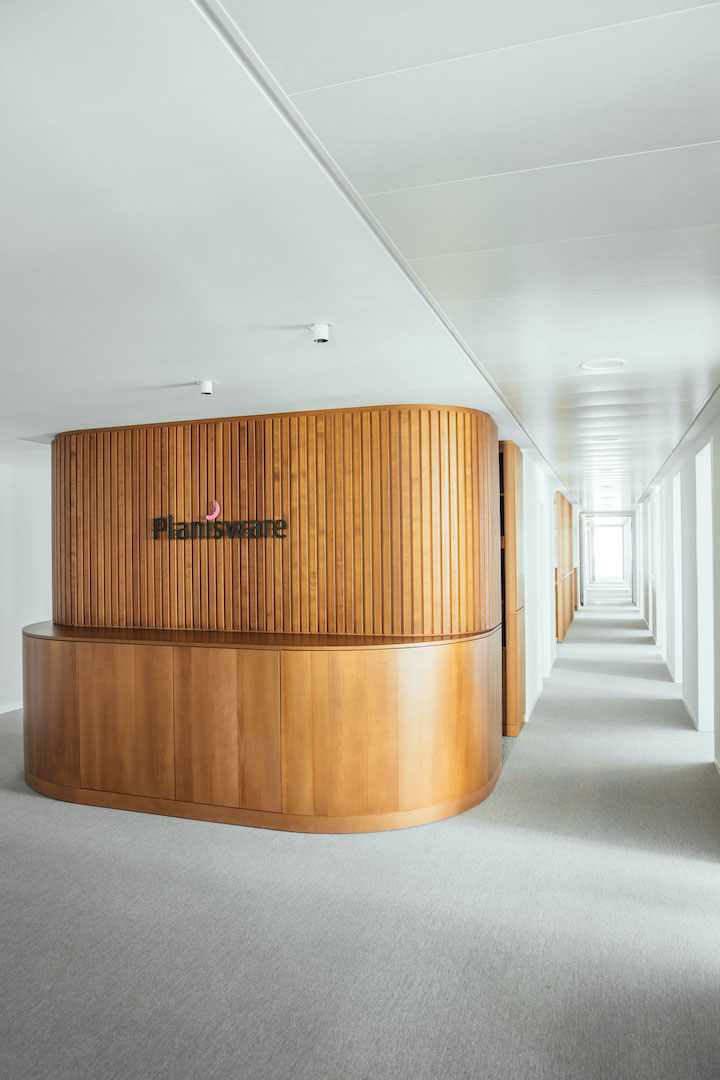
[
  {"x1": 492, "y1": 598, "x2": 720, "y2": 1078},
  {"x1": 2, "y1": 603, "x2": 720, "y2": 1080}
]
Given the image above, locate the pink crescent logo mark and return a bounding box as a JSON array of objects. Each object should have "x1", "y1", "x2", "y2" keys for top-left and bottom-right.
[{"x1": 205, "y1": 500, "x2": 221, "y2": 521}]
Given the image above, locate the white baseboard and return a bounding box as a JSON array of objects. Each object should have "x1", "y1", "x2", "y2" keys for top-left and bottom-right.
[
  {"x1": 682, "y1": 697, "x2": 699, "y2": 730},
  {"x1": 0, "y1": 700, "x2": 22, "y2": 716}
]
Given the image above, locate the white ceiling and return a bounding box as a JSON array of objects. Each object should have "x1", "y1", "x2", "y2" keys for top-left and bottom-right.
[
  {"x1": 227, "y1": 0, "x2": 713, "y2": 91},
  {"x1": 3, "y1": 0, "x2": 720, "y2": 508},
  {"x1": 222, "y1": 0, "x2": 720, "y2": 509},
  {"x1": 0, "y1": 0, "x2": 522, "y2": 450}
]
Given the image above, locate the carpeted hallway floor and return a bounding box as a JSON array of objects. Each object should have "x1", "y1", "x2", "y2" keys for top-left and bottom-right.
[{"x1": 2, "y1": 603, "x2": 720, "y2": 1080}]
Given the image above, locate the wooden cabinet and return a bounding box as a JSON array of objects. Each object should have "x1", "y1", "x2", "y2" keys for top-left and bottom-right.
[
  {"x1": 281, "y1": 634, "x2": 500, "y2": 819},
  {"x1": 281, "y1": 649, "x2": 399, "y2": 817},
  {"x1": 23, "y1": 638, "x2": 79, "y2": 787},
  {"x1": 77, "y1": 644, "x2": 174, "y2": 799},
  {"x1": 23, "y1": 625, "x2": 501, "y2": 833},
  {"x1": 174, "y1": 647, "x2": 281, "y2": 811}
]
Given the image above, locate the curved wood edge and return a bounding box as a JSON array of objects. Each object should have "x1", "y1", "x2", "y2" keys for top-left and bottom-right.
[
  {"x1": 21, "y1": 621, "x2": 502, "y2": 652},
  {"x1": 55, "y1": 403, "x2": 494, "y2": 439},
  {"x1": 24, "y1": 764, "x2": 502, "y2": 834}
]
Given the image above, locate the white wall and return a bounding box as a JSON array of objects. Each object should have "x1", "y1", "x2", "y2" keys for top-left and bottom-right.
[
  {"x1": 639, "y1": 390, "x2": 720, "y2": 771},
  {"x1": 652, "y1": 485, "x2": 666, "y2": 657},
  {"x1": 695, "y1": 442, "x2": 714, "y2": 731},
  {"x1": 522, "y1": 452, "x2": 558, "y2": 723},
  {"x1": 679, "y1": 457, "x2": 699, "y2": 725},
  {"x1": 633, "y1": 508, "x2": 643, "y2": 609},
  {"x1": 641, "y1": 501, "x2": 651, "y2": 623},
  {"x1": 572, "y1": 505, "x2": 580, "y2": 575},
  {"x1": 0, "y1": 455, "x2": 53, "y2": 712}
]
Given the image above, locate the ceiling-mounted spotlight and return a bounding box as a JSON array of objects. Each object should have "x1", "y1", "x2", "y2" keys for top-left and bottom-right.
[
  {"x1": 308, "y1": 323, "x2": 331, "y2": 343},
  {"x1": 198, "y1": 380, "x2": 214, "y2": 396},
  {"x1": 580, "y1": 358, "x2": 626, "y2": 372}
]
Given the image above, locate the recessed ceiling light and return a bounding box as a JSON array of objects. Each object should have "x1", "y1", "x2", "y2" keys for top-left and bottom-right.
[{"x1": 580, "y1": 358, "x2": 627, "y2": 372}]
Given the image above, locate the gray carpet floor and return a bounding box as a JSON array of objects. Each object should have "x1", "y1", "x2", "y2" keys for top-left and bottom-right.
[{"x1": 3, "y1": 603, "x2": 720, "y2": 1080}]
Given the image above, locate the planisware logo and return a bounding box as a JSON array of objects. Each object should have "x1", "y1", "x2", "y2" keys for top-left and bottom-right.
[{"x1": 153, "y1": 501, "x2": 287, "y2": 541}]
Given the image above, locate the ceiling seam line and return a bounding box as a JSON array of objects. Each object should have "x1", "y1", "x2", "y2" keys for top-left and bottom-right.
[
  {"x1": 287, "y1": 3, "x2": 720, "y2": 96},
  {"x1": 191, "y1": 0, "x2": 581, "y2": 506},
  {"x1": 440, "y1": 271, "x2": 720, "y2": 307},
  {"x1": 407, "y1": 222, "x2": 720, "y2": 262},
  {"x1": 363, "y1": 141, "x2": 720, "y2": 199}
]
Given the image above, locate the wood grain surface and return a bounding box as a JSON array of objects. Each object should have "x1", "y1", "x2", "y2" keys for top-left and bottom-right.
[
  {"x1": 556, "y1": 492, "x2": 575, "y2": 643},
  {"x1": 77, "y1": 644, "x2": 174, "y2": 799},
  {"x1": 52, "y1": 405, "x2": 501, "y2": 637},
  {"x1": 173, "y1": 647, "x2": 281, "y2": 811},
  {"x1": 23, "y1": 627, "x2": 501, "y2": 832},
  {"x1": 25, "y1": 764, "x2": 502, "y2": 834},
  {"x1": 500, "y1": 441, "x2": 526, "y2": 735},
  {"x1": 499, "y1": 441, "x2": 524, "y2": 613},
  {"x1": 23, "y1": 637, "x2": 80, "y2": 787},
  {"x1": 503, "y1": 609, "x2": 526, "y2": 737}
]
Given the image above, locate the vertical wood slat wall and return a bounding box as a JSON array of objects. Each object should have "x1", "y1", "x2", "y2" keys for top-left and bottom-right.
[
  {"x1": 53, "y1": 405, "x2": 501, "y2": 637},
  {"x1": 555, "y1": 492, "x2": 575, "y2": 643}
]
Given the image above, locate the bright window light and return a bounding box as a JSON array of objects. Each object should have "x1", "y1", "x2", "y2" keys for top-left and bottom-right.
[{"x1": 593, "y1": 526, "x2": 624, "y2": 581}]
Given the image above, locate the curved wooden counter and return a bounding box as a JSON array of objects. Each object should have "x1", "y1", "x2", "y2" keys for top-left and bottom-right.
[
  {"x1": 29, "y1": 403, "x2": 503, "y2": 832},
  {"x1": 23, "y1": 622, "x2": 502, "y2": 833}
]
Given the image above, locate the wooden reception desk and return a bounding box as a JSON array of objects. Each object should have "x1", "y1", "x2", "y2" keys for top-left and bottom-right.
[
  {"x1": 23, "y1": 622, "x2": 501, "y2": 832},
  {"x1": 25, "y1": 404, "x2": 503, "y2": 832}
]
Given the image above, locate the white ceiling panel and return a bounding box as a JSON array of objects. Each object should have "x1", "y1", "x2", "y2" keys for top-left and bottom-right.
[
  {"x1": 495, "y1": 364, "x2": 716, "y2": 506},
  {"x1": 445, "y1": 275, "x2": 720, "y2": 326},
  {"x1": 442, "y1": 279, "x2": 720, "y2": 375},
  {"x1": 410, "y1": 226, "x2": 720, "y2": 304},
  {"x1": 451, "y1": 310, "x2": 720, "y2": 378},
  {"x1": 497, "y1": 368, "x2": 717, "y2": 402},
  {"x1": 366, "y1": 143, "x2": 720, "y2": 259},
  {"x1": 221, "y1": 0, "x2": 713, "y2": 92},
  {"x1": 292, "y1": 7, "x2": 720, "y2": 193}
]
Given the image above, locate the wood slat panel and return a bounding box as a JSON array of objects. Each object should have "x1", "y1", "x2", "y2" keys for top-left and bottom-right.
[{"x1": 52, "y1": 405, "x2": 500, "y2": 636}]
